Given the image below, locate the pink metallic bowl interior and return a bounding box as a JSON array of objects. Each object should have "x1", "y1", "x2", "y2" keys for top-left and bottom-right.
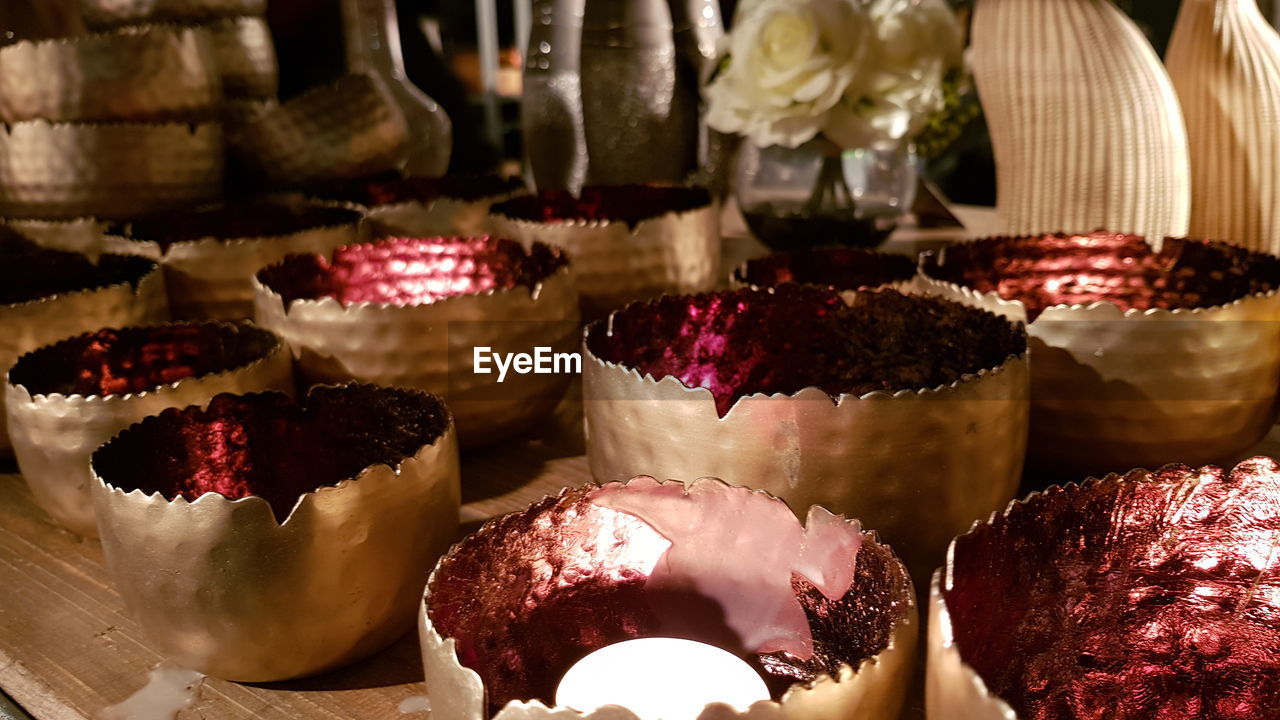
[
  {"x1": 922, "y1": 232, "x2": 1280, "y2": 320},
  {"x1": 586, "y1": 286, "x2": 1025, "y2": 416},
  {"x1": 256, "y1": 235, "x2": 568, "y2": 307},
  {"x1": 92, "y1": 385, "x2": 449, "y2": 522},
  {"x1": 491, "y1": 185, "x2": 712, "y2": 229},
  {"x1": 307, "y1": 172, "x2": 527, "y2": 207},
  {"x1": 734, "y1": 247, "x2": 917, "y2": 290},
  {"x1": 0, "y1": 231, "x2": 156, "y2": 306},
  {"x1": 8, "y1": 322, "x2": 278, "y2": 398},
  {"x1": 109, "y1": 201, "x2": 364, "y2": 252},
  {"x1": 427, "y1": 481, "x2": 912, "y2": 712},
  {"x1": 943, "y1": 457, "x2": 1280, "y2": 720}
]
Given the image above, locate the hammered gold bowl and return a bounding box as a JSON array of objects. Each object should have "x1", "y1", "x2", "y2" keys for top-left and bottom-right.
[
  {"x1": 0, "y1": 120, "x2": 223, "y2": 220},
  {"x1": 421, "y1": 476, "x2": 917, "y2": 720},
  {"x1": 920, "y1": 231, "x2": 1280, "y2": 480},
  {"x1": 253, "y1": 235, "x2": 579, "y2": 448},
  {"x1": 103, "y1": 199, "x2": 365, "y2": 320},
  {"x1": 90, "y1": 383, "x2": 461, "y2": 681},
  {"x1": 6, "y1": 321, "x2": 292, "y2": 537},
  {"x1": 490, "y1": 185, "x2": 720, "y2": 319},
  {"x1": 0, "y1": 25, "x2": 220, "y2": 123},
  {"x1": 929, "y1": 456, "x2": 1280, "y2": 720},
  {"x1": 0, "y1": 233, "x2": 169, "y2": 457},
  {"x1": 80, "y1": 0, "x2": 265, "y2": 27},
  {"x1": 583, "y1": 285, "x2": 1029, "y2": 586}
]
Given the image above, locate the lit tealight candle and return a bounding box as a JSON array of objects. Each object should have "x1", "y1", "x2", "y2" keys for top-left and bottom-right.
[{"x1": 555, "y1": 638, "x2": 770, "y2": 720}]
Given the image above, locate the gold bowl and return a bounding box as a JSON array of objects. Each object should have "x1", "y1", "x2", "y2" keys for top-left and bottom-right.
[
  {"x1": 90, "y1": 383, "x2": 461, "y2": 681},
  {"x1": 919, "y1": 231, "x2": 1280, "y2": 480},
  {"x1": 929, "y1": 456, "x2": 1280, "y2": 719},
  {"x1": 6, "y1": 321, "x2": 292, "y2": 537},
  {"x1": 583, "y1": 285, "x2": 1029, "y2": 586},
  {"x1": 490, "y1": 185, "x2": 720, "y2": 319},
  {"x1": 0, "y1": 233, "x2": 169, "y2": 456},
  {"x1": 421, "y1": 476, "x2": 917, "y2": 720},
  {"x1": 103, "y1": 199, "x2": 365, "y2": 320},
  {"x1": 207, "y1": 15, "x2": 277, "y2": 100},
  {"x1": 253, "y1": 235, "x2": 579, "y2": 447},
  {"x1": 228, "y1": 73, "x2": 408, "y2": 187},
  {"x1": 0, "y1": 25, "x2": 220, "y2": 123},
  {"x1": 0, "y1": 120, "x2": 222, "y2": 220}
]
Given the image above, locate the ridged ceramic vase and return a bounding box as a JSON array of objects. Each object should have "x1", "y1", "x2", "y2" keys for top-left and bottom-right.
[
  {"x1": 1166, "y1": 0, "x2": 1280, "y2": 253},
  {"x1": 970, "y1": 0, "x2": 1191, "y2": 238}
]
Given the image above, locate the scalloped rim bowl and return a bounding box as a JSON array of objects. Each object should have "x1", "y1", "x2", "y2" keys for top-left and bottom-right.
[
  {"x1": 419, "y1": 476, "x2": 918, "y2": 720},
  {"x1": 5, "y1": 321, "x2": 293, "y2": 536}
]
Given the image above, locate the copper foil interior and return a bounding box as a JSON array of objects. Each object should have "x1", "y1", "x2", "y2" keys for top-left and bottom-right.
[
  {"x1": 922, "y1": 232, "x2": 1280, "y2": 320},
  {"x1": 491, "y1": 185, "x2": 712, "y2": 229},
  {"x1": 308, "y1": 172, "x2": 526, "y2": 206},
  {"x1": 0, "y1": 232, "x2": 155, "y2": 306},
  {"x1": 586, "y1": 286, "x2": 1025, "y2": 416},
  {"x1": 109, "y1": 202, "x2": 364, "y2": 251},
  {"x1": 427, "y1": 481, "x2": 911, "y2": 712},
  {"x1": 8, "y1": 323, "x2": 278, "y2": 398},
  {"x1": 944, "y1": 457, "x2": 1280, "y2": 720},
  {"x1": 257, "y1": 236, "x2": 568, "y2": 306},
  {"x1": 92, "y1": 385, "x2": 449, "y2": 522},
  {"x1": 735, "y1": 247, "x2": 918, "y2": 291}
]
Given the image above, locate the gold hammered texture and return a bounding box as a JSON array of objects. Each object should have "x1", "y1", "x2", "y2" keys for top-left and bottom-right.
[
  {"x1": 90, "y1": 420, "x2": 461, "y2": 682},
  {"x1": 0, "y1": 120, "x2": 223, "y2": 220},
  {"x1": 0, "y1": 263, "x2": 169, "y2": 456},
  {"x1": 5, "y1": 323, "x2": 294, "y2": 537},
  {"x1": 0, "y1": 25, "x2": 220, "y2": 123},
  {"x1": 206, "y1": 16, "x2": 278, "y2": 99},
  {"x1": 253, "y1": 266, "x2": 580, "y2": 448},
  {"x1": 582, "y1": 347, "x2": 1030, "y2": 591}
]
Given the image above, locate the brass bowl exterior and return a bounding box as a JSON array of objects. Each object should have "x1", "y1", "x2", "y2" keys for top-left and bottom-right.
[
  {"x1": 91, "y1": 425, "x2": 462, "y2": 681},
  {"x1": 3, "y1": 217, "x2": 108, "y2": 259},
  {"x1": 918, "y1": 275, "x2": 1280, "y2": 479},
  {"x1": 102, "y1": 205, "x2": 365, "y2": 321},
  {"x1": 253, "y1": 267, "x2": 580, "y2": 447},
  {"x1": 228, "y1": 74, "x2": 409, "y2": 186},
  {"x1": 207, "y1": 16, "x2": 278, "y2": 99},
  {"x1": 0, "y1": 26, "x2": 220, "y2": 123},
  {"x1": 582, "y1": 348, "x2": 1030, "y2": 588},
  {"x1": 0, "y1": 121, "x2": 223, "y2": 220},
  {"x1": 490, "y1": 204, "x2": 720, "y2": 318},
  {"x1": 367, "y1": 192, "x2": 524, "y2": 239},
  {"x1": 0, "y1": 263, "x2": 169, "y2": 456},
  {"x1": 80, "y1": 0, "x2": 266, "y2": 27},
  {"x1": 418, "y1": 478, "x2": 918, "y2": 720},
  {"x1": 5, "y1": 324, "x2": 293, "y2": 537}
]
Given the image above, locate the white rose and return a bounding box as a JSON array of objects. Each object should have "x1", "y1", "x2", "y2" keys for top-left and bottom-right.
[
  {"x1": 705, "y1": 0, "x2": 872, "y2": 148},
  {"x1": 824, "y1": 0, "x2": 964, "y2": 148}
]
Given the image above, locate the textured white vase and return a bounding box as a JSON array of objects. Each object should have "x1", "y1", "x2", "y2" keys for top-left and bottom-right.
[
  {"x1": 971, "y1": 0, "x2": 1191, "y2": 239},
  {"x1": 1167, "y1": 0, "x2": 1280, "y2": 253}
]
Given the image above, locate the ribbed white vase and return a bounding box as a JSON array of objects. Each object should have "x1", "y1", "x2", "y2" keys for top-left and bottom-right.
[
  {"x1": 1167, "y1": 0, "x2": 1280, "y2": 253},
  {"x1": 971, "y1": 0, "x2": 1191, "y2": 239}
]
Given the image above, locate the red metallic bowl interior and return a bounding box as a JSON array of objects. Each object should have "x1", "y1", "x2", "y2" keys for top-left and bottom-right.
[
  {"x1": 309, "y1": 171, "x2": 527, "y2": 206},
  {"x1": 8, "y1": 322, "x2": 278, "y2": 398},
  {"x1": 586, "y1": 285, "x2": 1026, "y2": 417},
  {"x1": 944, "y1": 457, "x2": 1280, "y2": 720},
  {"x1": 427, "y1": 481, "x2": 912, "y2": 711},
  {"x1": 491, "y1": 185, "x2": 712, "y2": 229},
  {"x1": 735, "y1": 247, "x2": 918, "y2": 291},
  {"x1": 91, "y1": 385, "x2": 449, "y2": 522},
  {"x1": 257, "y1": 235, "x2": 568, "y2": 306},
  {"x1": 0, "y1": 232, "x2": 156, "y2": 306},
  {"x1": 112, "y1": 201, "x2": 363, "y2": 251},
  {"x1": 922, "y1": 232, "x2": 1280, "y2": 320}
]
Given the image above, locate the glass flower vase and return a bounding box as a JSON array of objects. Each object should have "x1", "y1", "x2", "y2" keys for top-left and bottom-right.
[{"x1": 736, "y1": 135, "x2": 918, "y2": 251}]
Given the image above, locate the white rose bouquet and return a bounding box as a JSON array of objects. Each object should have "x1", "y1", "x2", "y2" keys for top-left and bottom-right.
[{"x1": 706, "y1": 0, "x2": 967, "y2": 151}]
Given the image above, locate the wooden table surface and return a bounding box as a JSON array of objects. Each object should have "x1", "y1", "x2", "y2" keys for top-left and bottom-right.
[{"x1": 0, "y1": 208, "x2": 1006, "y2": 720}]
